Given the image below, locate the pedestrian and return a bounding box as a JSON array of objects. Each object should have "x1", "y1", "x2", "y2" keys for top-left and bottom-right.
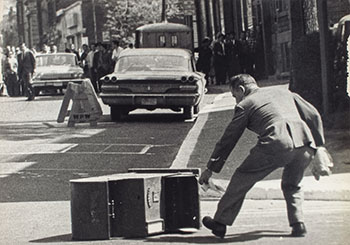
[
  {"x1": 194, "y1": 37, "x2": 212, "y2": 84},
  {"x1": 237, "y1": 32, "x2": 248, "y2": 74},
  {"x1": 4, "y1": 50, "x2": 19, "y2": 96},
  {"x1": 212, "y1": 33, "x2": 227, "y2": 85},
  {"x1": 69, "y1": 43, "x2": 80, "y2": 61},
  {"x1": 111, "y1": 40, "x2": 124, "y2": 71},
  {"x1": 224, "y1": 32, "x2": 240, "y2": 78},
  {"x1": 199, "y1": 74, "x2": 325, "y2": 238},
  {"x1": 41, "y1": 43, "x2": 50, "y2": 54},
  {"x1": 51, "y1": 45, "x2": 58, "y2": 53},
  {"x1": 80, "y1": 44, "x2": 90, "y2": 77},
  {"x1": 87, "y1": 43, "x2": 97, "y2": 91},
  {"x1": 93, "y1": 42, "x2": 110, "y2": 92},
  {"x1": 17, "y1": 43, "x2": 36, "y2": 101}
]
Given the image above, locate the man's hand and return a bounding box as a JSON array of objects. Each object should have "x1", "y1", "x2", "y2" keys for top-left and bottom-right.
[{"x1": 199, "y1": 169, "x2": 212, "y2": 185}]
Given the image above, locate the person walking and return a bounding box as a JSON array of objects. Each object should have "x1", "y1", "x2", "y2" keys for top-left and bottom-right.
[
  {"x1": 199, "y1": 74, "x2": 325, "y2": 238},
  {"x1": 18, "y1": 43, "x2": 36, "y2": 101}
]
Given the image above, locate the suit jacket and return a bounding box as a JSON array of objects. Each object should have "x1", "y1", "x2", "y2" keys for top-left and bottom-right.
[
  {"x1": 18, "y1": 50, "x2": 35, "y2": 75},
  {"x1": 212, "y1": 40, "x2": 226, "y2": 65},
  {"x1": 207, "y1": 87, "x2": 325, "y2": 173}
]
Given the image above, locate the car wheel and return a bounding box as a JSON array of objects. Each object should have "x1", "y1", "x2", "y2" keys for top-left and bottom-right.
[
  {"x1": 194, "y1": 104, "x2": 200, "y2": 114},
  {"x1": 110, "y1": 106, "x2": 122, "y2": 121},
  {"x1": 183, "y1": 106, "x2": 194, "y2": 120}
]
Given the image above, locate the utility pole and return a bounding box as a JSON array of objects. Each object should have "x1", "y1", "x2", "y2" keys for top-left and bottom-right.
[
  {"x1": 92, "y1": 0, "x2": 97, "y2": 43},
  {"x1": 317, "y1": 0, "x2": 329, "y2": 114},
  {"x1": 161, "y1": 0, "x2": 166, "y2": 22}
]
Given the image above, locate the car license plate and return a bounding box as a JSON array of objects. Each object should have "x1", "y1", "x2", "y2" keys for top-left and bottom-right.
[
  {"x1": 141, "y1": 98, "x2": 157, "y2": 105},
  {"x1": 53, "y1": 82, "x2": 63, "y2": 87}
]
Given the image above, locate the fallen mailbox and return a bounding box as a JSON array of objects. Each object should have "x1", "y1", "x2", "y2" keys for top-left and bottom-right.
[{"x1": 70, "y1": 168, "x2": 200, "y2": 240}]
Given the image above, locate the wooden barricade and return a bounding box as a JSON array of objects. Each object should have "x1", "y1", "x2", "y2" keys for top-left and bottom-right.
[{"x1": 57, "y1": 81, "x2": 102, "y2": 127}]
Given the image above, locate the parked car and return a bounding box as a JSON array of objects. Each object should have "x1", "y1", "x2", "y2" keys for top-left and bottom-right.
[
  {"x1": 32, "y1": 53, "x2": 89, "y2": 95},
  {"x1": 100, "y1": 48, "x2": 207, "y2": 121}
]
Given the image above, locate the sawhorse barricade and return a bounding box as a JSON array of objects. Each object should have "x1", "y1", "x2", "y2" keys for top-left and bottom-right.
[{"x1": 57, "y1": 81, "x2": 102, "y2": 127}]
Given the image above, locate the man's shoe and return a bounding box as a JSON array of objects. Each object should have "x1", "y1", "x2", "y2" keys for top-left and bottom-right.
[
  {"x1": 291, "y1": 222, "x2": 307, "y2": 237},
  {"x1": 202, "y1": 216, "x2": 226, "y2": 238}
]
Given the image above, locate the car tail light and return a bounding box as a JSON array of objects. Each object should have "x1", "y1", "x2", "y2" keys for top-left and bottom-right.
[{"x1": 111, "y1": 76, "x2": 117, "y2": 83}]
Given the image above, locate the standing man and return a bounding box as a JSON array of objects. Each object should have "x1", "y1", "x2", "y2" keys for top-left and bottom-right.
[
  {"x1": 111, "y1": 40, "x2": 124, "y2": 72},
  {"x1": 194, "y1": 37, "x2": 212, "y2": 85},
  {"x1": 70, "y1": 43, "x2": 80, "y2": 62},
  {"x1": 4, "y1": 50, "x2": 19, "y2": 96},
  {"x1": 225, "y1": 32, "x2": 240, "y2": 78},
  {"x1": 199, "y1": 74, "x2": 325, "y2": 238},
  {"x1": 87, "y1": 43, "x2": 97, "y2": 91},
  {"x1": 93, "y1": 42, "x2": 110, "y2": 92},
  {"x1": 80, "y1": 44, "x2": 90, "y2": 78},
  {"x1": 213, "y1": 33, "x2": 227, "y2": 85},
  {"x1": 18, "y1": 43, "x2": 36, "y2": 101}
]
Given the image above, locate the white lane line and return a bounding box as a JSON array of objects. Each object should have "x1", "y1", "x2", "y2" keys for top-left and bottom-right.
[
  {"x1": 0, "y1": 162, "x2": 36, "y2": 178},
  {"x1": 171, "y1": 93, "x2": 233, "y2": 169}
]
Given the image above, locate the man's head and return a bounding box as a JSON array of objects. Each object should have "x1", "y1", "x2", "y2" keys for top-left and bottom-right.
[
  {"x1": 229, "y1": 74, "x2": 258, "y2": 103},
  {"x1": 42, "y1": 44, "x2": 49, "y2": 53},
  {"x1": 20, "y1": 43, "x2": 27, "y2": 52},
  {"x1": 112, "y1": 40, "x2": 120, "y2": 48},
  {"x1": 51, "y1": 45, "x2": 57, "y2": 53},
  {"x1": 82, "y1": 44, "x2": 88, "y2": 51}
]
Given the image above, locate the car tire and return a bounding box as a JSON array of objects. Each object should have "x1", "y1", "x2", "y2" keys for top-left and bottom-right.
[
  {"x1": 110, "y1": 106, "x2": 122, "y2": 121},
  {"x1": 183, "y1": 106, "x2": 194, "y2": 120}
]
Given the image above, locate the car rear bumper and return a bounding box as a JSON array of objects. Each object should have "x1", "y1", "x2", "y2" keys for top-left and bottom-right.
[
  {"x1": 32, "y1": 78, "x2": 88, "y2": 89},
  {"x1": 100, "y1": 93, "x2": 201, "y2": 107}
]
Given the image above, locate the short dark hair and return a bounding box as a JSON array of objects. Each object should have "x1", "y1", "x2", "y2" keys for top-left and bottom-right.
[{"x1": 229, "y1": 74, "x2": 257, "y2": 89}]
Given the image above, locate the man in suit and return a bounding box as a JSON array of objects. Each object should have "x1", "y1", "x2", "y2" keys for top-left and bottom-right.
[
  {"x1": 18, "y1": 43, "x2": 36, "y2": 101},
  {"x1": 199, "y1": 74, "x2": 325, "y2": 238},
  {"x1": 93, "y1": 42, "x2": 111, "y2": 93},
  {"x1": 213, "y1": 33, "x2": 227, "y2": 85}
]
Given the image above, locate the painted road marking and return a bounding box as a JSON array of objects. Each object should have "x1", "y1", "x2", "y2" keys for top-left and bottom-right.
[
  {"x1": 171, "y1": 92, "x2": 235, "y2": 169},
  {"x1": 0, "y1": 162, "x2": 36, "y2": 178},
  {"x1": 0, "y1": 143, "x2": 173, "y2": 155}
]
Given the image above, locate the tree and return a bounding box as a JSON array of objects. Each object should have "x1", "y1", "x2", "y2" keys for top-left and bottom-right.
[
  {"x1": 102, "y1": 0, "x2": 162, "y2": 42},
  {"x1": 102, "y1": 0, "x2": 185, "y2": 43}
]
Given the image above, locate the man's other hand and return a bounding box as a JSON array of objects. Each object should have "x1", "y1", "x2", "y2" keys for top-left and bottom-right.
[{"x1": 199, "y1": 169, "x2": 212, "y2": 185}]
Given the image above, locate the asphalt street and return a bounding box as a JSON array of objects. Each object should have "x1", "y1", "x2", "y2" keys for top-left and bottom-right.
[{"x1": 0, "y1": 81, "x2": 349, "y2": 244}]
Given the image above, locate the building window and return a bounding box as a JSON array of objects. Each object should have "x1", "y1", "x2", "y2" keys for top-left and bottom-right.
[
  {"x1": 159, "y1": 35, "x2": 166, "y2": 47},
  {"x1": 276, "y1": 0, "x2": 288, "y2": 12},
  {"x1": 171, "y1": 35, "x2": 178, "y2": 47}
]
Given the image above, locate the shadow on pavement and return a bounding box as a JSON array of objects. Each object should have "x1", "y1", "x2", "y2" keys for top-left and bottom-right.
[
  {"x1": 145, "y1": 230, "x2": 289, "y2": 244},
  {"x1": 29, "y1": 234, "x2": 72, "y2": 243}
]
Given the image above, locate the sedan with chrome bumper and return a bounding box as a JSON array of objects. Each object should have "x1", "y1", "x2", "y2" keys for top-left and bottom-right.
[
  {"x1": 32, "y1": 53, "x2": 90, "y2": 95},
  {"x1": 100, "y1": 48, "x2": 206, "y2": 120}
]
